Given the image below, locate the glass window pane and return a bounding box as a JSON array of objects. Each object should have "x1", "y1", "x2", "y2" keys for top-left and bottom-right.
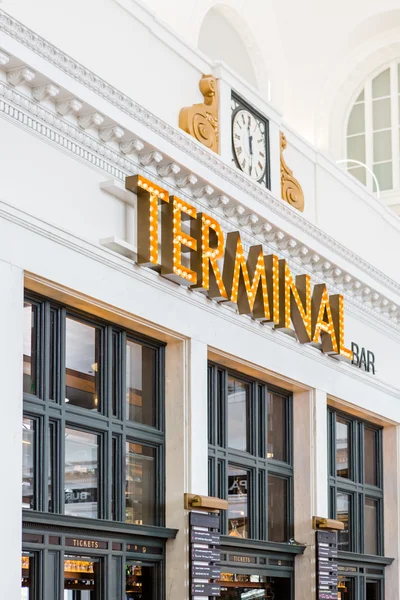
[
  {"x1": 348, "y1": 166, "x2": 367, "y2": 185},
  {"x1": 126, "y1": 442, "x2": 155, "y2": 525},
  {"x1": 49, "y1": 310, "x2": 56, "y2": 401},
  {"x1": 366, "y1": 581, "x2": 381, "y2": 600},
  {"x1": 228, "y1": 466, "x2": 249, "y2": 538},
  {"x1": 227, "y1": 377, "x2": 250, "y2": 452},
  {"x1": 373, "y1": 130, "x2": 392, "y2": 162},
  {"x1": 268, "y1": 475, "x2": 288, "y2": 542},
  {"x1": 347, "y1": 134, "x2": 366, "y2": 163},
  {"x1": 126, "y1": 341, "x2": 156, "y2": 427},
  {"x1": 336, "y1": 417, "x2": 350, "y2": 478},
  {"x1": 65, "y1": 318, "x2": 100, "y2": 411},
  {"x1": 372, "y1": 98, "x2": 391, "y2": 130},
  {"x1": 365, "y1": 498, "x2": 378, "y2": 555},
  {"x1": 64, "y1": 429, "x2": 99, "y2": 518},
  {"x1": 22, "y1": 418, "x2": 35, "y2": 510},
  {"x1": 21, "y1": 553, "x2": 33, "y2": 599},
  {"x1": 373, "y1": 162, "x2": 393, "y2": 191},
  {"x1": 267, "y1": 393, "x2": 287, "y2": 462},
  {"x1": 23, "y1": 303, "x2": 37, "y2": 396},
  {"x1": 48, "y1": 424, "x2": 56, "y2": 512},
  {"x1": 355, "y1": 89, "x2": 365, "y2": 102},
  {"x1": 126, "y1": 563, "x2": 154, "y2": 599},
  {"x1": 347, "y1": 103, "x2": 365, "y2": 136},
  {"x1": 364, "y1": 428, "x2": 378, "y2": 486},
  {"x1": 64, "y1": 556, "x2": 100, "y2": 597},
  {"x1": 337, "y1": 492, "x2": 351, "y2": 551},
  {"x1": 372, "y1": 68, "x2": 390, "y2": 98}
]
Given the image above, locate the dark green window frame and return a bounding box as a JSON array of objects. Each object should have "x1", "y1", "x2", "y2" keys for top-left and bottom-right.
[
  {"x1": 328, "y1": 408, "x2": 383, "y2": 556},
  {"x1": 23, "y1": 291, "x2": 166, "y2": 526},
  {"x1": 207, "y1": 362, "x2": 293, "y2": 543}
]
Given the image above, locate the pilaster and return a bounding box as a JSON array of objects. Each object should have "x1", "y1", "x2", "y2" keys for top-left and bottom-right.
[{"x1": 0, "y1": 261, "x2": 24, "y2": 599}]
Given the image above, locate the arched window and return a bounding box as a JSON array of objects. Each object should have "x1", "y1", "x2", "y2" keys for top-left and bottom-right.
[
  {"x1": 198, "y1": 7, "x2": 258, "y2": 89},
  {"x1": 346, "y1": 63, "x2": 400, "y2": 194}
]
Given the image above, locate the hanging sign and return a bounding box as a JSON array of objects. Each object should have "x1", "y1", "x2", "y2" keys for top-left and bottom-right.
[
  {"x1": 126, "y1": 174, "x2": 353, "y2": 361},
  {"x1": 189, "y1": 511, "x2": 221, "y2": 598},
  {"x1": 316, "y1": 531, "x2": 338, "y2": 600}
]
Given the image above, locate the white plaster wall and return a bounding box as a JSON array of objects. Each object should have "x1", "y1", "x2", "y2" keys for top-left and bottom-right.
[{"x1": 0, "y1": 118, "x2": 126, "y2": 243}]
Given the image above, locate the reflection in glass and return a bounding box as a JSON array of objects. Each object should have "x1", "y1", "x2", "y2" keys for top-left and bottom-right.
[
  {"x1": 267, "y1": 393, "x2": 286, "y2": 461},
  {"x1": 22, "y1": 418, "x2": 34, "y2": 510},
  {"x1": 365, "y1": 498, "x2": 378, "y2": 555},
  {"x1": 64, "y1": 555, "x2": 98, "y2": 599},
  {"x1": 64, "y1": 429, "x2": 98, "y2": 519},
  {"x1": 268, "y1": 475, "x2": 287, "y2": 542},
  {"x1": 364, "y1": 428, "x2": 378, "y2": 486},
  {"x1": 218, "y1": 573, "x2": 291, "y2": 598},
  {"x1": 336, "y1": 417, "x2": 350, "y2": 478},
  {"x1": 366, "y1": 581, "x2": 381, "y2": 600},
  {"x1": 337, "y1": 577, "x2": 355, "y2": 600},
  {"x1": 126, "y1": 443, "x2": 155, "y2": 525},
  {"x1": 65, "y1": 318, "x2": 100, "y2": 411},
  {"x1": 48, "y1": 424, "x2": 56, "y2": 511},
  {"x1": 337, "y1": 492, "x2": 351, "y2": 550},
  {"x1": 227, "y1": 377, "x2": 249, "y2": 452},
  {"x1": 21, "y1": 554, "x2": 32, "y2": 600},
  {"x1": 228, "y1": 466, "x2": 249, "y2": 538},
  {"x1": 126, "y1": 341, "x2": 156, "y2": 426},
  {"x1": 126, "y1": 563, "x2": 153, "y2": 600},
  {"x1": 23, "y1": 303, "x2": 37, "y2": 395}
]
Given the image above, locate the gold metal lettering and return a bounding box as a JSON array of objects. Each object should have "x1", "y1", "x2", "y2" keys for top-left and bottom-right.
[
  {"x1": 277, "y1": 260, "x2": 311, "y2": 342},
  {"x1": 312, "y1": 284, "x2": 338, "y2": 354},
  {"x1": 222, "y1": 232, "x2": 271, "y2": 321},
  {"x1": 161, "y1": 196, "x2": 197, "y2": 285},
  {"x1": 125, "y1": 174, "x2": 169, "y2": 268},
  {"x1": 330, "y1": 294, "x2": 353, "y2": 360},
  {"x1": 191, "y1": 212, "x2": 227, "y2": 300},
  {"x1": 233, "y1": 556, "x2": 251, "y2": 563}
]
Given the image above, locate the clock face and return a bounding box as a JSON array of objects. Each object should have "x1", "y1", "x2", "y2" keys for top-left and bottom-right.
[{"x1": 232, "y1": 109, "x2": 267, "y2": 181}]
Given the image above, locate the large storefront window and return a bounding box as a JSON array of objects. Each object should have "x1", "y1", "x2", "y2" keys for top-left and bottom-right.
[
  {"x1": 22, "y1": 292, "x2": 168, "y2": 600},
  {"x1": 328, "y1": 409, "x2": 383, "y2": 555},
  {"x1": 208, "y1": 364, "x2": 293, "y2": 542}
]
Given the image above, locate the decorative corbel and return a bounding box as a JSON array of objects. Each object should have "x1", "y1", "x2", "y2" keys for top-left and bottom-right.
[
  {"x1": 7, "y1": 66, "x2": 36, "y2": 87},
  {"x1": 99, "y1": 125, "x2": 125, "y2": 143},
  {"x1": 179, "y1": 74, "x2": 219, "y2": 153},
  {"x1": 56, "y1": 97, "x2": 83, "y2": 116},
  {"x1": 78, "y1": 112, "x2": 104, "y2": 129},
  {"x1": 32, "y1": 83, "x2": 60, "y2": 102},
  {"x1": 280, "y1": 132, "x2": 305, "y2": 212},
  {"x1": 120, "y1": 138, "x2": 145, "y2": 155}
]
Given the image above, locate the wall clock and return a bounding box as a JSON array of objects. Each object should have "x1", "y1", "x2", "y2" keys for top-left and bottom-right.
[{"x1": 231, "y1": 95, "x2": 270, "y2": 188}]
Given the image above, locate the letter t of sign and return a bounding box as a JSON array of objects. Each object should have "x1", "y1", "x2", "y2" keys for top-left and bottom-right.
[{"x1": 125, "y1": 174, "x2": 169, "y2": 269}]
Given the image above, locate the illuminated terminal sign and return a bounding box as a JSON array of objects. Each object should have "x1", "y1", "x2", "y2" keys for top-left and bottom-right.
[{"x1": 126, "y1": 174, "x2": 352, "y2": 361}]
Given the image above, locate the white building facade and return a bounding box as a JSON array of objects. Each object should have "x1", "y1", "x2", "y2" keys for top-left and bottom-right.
[{"x1": 1, "y1": 1, "x2": 400, "y2": 599}]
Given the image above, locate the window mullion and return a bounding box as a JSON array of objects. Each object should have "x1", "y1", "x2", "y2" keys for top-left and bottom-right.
[
  {"x1": 390, "y1": 61, "x2": 399, "y2": 190},
  {"x1": 365, "y1": 78, "x2": 374, "y2": 192}
]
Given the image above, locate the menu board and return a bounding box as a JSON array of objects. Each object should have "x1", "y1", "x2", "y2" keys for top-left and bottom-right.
[
  {"x1": 190, "y1": 512, "x2": 221, "y2": 598},
  {"x1": 316, "y1": 531, "x2": 338, "y2": 600}
]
